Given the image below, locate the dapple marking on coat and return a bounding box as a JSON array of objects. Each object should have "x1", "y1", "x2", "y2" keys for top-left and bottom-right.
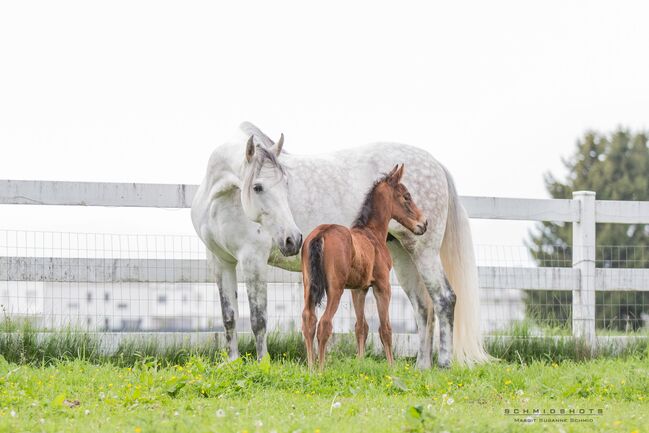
[{"x1": 191, "y1": 122, "x2": 491, "y2": 368}]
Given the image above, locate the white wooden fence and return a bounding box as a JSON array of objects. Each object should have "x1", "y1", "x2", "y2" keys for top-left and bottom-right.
[{"x1": 2, "y1": 179, "x2": 649, "y2": 349}]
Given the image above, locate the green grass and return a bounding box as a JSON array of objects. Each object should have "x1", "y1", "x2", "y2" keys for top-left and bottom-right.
[
  {"x1": 1, "y1": 352, "x2": 648, "y2": 433},
  {"x1": 487, "y1": 320, "x2": 649, "y2": 363},
  {"x1": 2, "y1": 319, "x2": 648, "y2": 367},
  {"x1": 1, "y1": 322, "x2": 648, "y2": 432}
]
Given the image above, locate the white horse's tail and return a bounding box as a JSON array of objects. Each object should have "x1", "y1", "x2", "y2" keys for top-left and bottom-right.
[{"x1": 440, "y1": 167, "x2": 492, "y2": 366}]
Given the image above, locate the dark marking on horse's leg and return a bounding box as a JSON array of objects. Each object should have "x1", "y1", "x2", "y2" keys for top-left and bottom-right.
[
  {"x1": 434, "y1": 276, "x2": 456, "y2": 368},
  {"x1": 217, "y1": 273, "x2": 239, "y2": 360},
  {"x1": 444, "y1": 276, "x2": 455, "y2": 328},
  {"x1": 247, "y1": 283, "x2": 268, "y2": 360},
  {"x1": 387, "y1": 240, "x2": 433, "y2": 369}
]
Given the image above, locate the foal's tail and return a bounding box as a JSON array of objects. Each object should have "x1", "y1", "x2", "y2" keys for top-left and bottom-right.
[
  {"x1": 441, "y1": 167, "x2": 493, "y2": 366},
  {"x1": 307, "y1": 236, "x2": 327, "y2": 308}
]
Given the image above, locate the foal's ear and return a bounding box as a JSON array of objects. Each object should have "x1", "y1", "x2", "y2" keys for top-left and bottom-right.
[
  {"x1": 245, "y1": 136, "x2": 255, "y2": 162},
  {"x1": 270, "y1": 133, "x2": 284, "y2": 156},
  {"x1": 394, "y1": 164, "x2": 405, "y2": 182},
  {"x1": 388, "y1": 164, "x2": 405, "y2": 185}
]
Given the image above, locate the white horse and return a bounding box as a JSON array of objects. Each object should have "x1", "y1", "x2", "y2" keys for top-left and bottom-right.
[{"x1": 192, "y1": 122, "x2": 490, "y2": 368}]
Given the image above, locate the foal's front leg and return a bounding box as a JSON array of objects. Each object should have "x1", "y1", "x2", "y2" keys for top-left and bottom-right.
[
  {"x1": 351, "y1": 288, "x2": 369, "y2": 358},
  {"x1": 373, "y1": 280, "x2": 394, "y2": 365}
]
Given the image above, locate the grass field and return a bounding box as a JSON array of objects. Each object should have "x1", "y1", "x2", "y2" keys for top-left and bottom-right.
[{"x1": 1, "y1": 326, "x2": 648, "y2": 433}]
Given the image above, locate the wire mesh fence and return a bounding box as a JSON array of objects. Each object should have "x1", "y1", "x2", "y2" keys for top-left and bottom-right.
[{"x1": 1, "y1": 230, "x2": 648, "y2": 341}]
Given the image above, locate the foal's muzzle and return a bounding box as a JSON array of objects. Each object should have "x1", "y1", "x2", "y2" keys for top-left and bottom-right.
[
  {"x1": 279, "y1": 233, "x2": 303, "y2": 256},
  {"x1": 414, "y1": 219, "x2": 428, "y2": 235}
]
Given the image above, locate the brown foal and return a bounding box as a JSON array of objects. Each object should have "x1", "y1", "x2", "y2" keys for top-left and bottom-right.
[{"x1": 301, "y1": 164, "x2": 428, "y2": 370}]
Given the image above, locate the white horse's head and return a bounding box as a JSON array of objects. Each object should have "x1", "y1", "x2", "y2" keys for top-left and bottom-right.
[{"x1": 240, "y1": 134, "x2": 303, "y2": 256}]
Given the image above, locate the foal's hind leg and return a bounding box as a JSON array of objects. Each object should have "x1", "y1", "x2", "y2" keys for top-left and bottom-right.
[
  {"x1": 301, "y1": 282, "x2": 318, "y2": 370},
  {"x1": 372, "y1": 280, "x2": 394, "y2": 365},
  {"x1": 317, "y1": 285, "x2": 344, "y2": 370},
  {"x1": 351, "y1": 288, "x2": 369, "y2": 358}
]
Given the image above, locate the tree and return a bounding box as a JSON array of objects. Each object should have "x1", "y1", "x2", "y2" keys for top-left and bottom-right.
[{"x1": 526, "y1": 129, "x2": 649, "y2": 331}]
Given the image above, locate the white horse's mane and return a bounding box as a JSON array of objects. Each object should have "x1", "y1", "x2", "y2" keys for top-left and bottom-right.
[{"x1": 239, "y1": 121, "x2": 275, "y2": 148}]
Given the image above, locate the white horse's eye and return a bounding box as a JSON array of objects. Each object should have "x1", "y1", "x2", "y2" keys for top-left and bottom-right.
[{"x1": 253, "y1": 184, "x2": 263, "y2": 193}]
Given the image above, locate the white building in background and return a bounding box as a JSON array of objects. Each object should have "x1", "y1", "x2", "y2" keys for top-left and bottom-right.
[
  {"x1": 0, "y1": 281, "x2": 45, "y2": 326},
  {"x1": 1, "y1": 278, "x2": 525, "y2": 334}
]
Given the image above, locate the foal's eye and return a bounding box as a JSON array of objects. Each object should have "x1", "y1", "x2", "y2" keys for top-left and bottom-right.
[
  {"x1": 253, "y1": 184, "x2": 263, "y2": 193},
  {"x1": 404, "y1": 193, "x2": 411, "y2": 201}
]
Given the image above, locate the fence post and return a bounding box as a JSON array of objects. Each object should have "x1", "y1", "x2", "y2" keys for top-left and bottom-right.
[{"x1": 572, "y1": 191, "x2": 596, "y2": 349}]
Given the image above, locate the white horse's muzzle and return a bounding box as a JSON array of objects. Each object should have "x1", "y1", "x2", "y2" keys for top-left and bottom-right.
[{"x1": 279, "y1": 232, "x2": 303, "y2": 256}]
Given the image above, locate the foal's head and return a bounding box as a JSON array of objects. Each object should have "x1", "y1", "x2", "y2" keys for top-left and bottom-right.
[{"x1": 378, "y1": 164, "x2": 428, "y2": 235}]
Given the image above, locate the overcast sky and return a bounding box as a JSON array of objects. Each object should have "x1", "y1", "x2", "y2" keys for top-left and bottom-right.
[{"x1": 1, "y1": 1, "x2": 648, "y2": 254}]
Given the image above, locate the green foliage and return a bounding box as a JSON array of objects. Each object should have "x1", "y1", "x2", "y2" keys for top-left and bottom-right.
[
  {"x1": 2, "y1": 319, "x2": 648, "y2": 369},
  {"x1": 0, "y1": 353, "x2": 647, "y2": 432},
  {"x1": 1, "y1": 320, "x2": 648, "y2": 432},
  {"x1": 486, "y1": 320, "x2": 648, "y2": 364},
  {"x1": 527, "y1": 129, "x2": 649, "y2": 331}
]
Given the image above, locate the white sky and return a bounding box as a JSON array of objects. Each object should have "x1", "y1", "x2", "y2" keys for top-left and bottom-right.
[{"x1": 1, "y1": 1, "x2": 648, "y2": 253}]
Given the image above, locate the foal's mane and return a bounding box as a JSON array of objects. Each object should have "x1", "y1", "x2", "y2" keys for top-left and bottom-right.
[{"x1": 351, "y1": 172, "x2": 393, "y2": 228}]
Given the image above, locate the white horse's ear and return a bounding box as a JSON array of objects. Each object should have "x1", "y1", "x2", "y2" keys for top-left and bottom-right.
[
  {"x1": 245, "y1": 136, "x2": 255, "y2": 162},
  {"x1": 270, "y1": 133, "x2": 284, "y2": 156},
  {"x1": 209, "y1": 173, "x2": 241, "y2": 199}
]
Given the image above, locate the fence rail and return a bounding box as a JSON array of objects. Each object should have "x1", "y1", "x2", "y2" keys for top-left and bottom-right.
[
  {"x1": 2, "y1": 179, "x2": 649, "y2": 348},
  {"x1": 0, "y1": 256, "x2": 646, "y2": 292},
  {"x1": 0, "y1": 179, "x2": 197, "y2": 208},
  {"x1": 5, "y1": 178, "x2": 648, "y2": 222}
]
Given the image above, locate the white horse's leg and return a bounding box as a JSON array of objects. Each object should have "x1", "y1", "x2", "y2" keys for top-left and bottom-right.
[
  {"x1": 239, "y1": 252, "x2": 269, "y2": 360},
  {"x1": 211, "y1": 252, "x2": 240, "y2": 360},
  {"x1": 414, "y1": 248, "x2": 456, "y2": 368},
  {"x1": 387, "y1": 240, "x2": 435, "y2": 369}
]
